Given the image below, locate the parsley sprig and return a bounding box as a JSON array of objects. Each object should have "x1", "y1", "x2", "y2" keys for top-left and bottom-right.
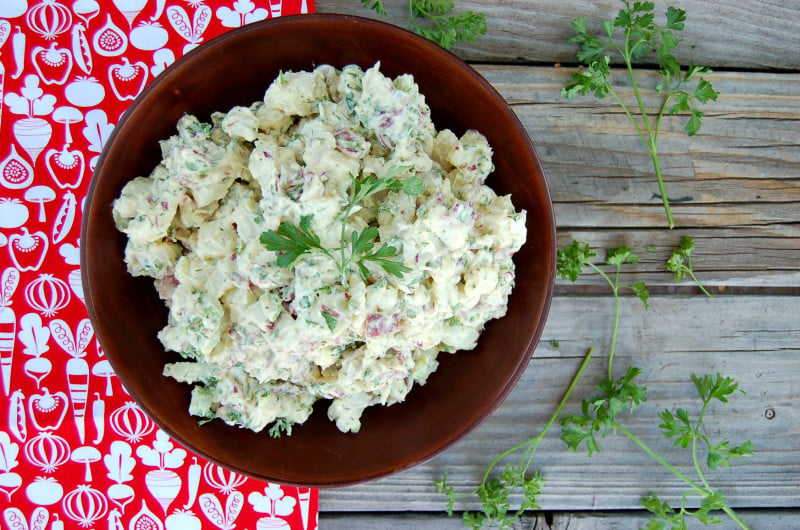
[
  {"x1": 559, "y1": 240, "x2": 752, "y2": 530},
  {"x1": 434, "y1": 347, "x2": 595, "y2": 529},
  {"x1": 667, "y1": 235, "x2": 713, "y2": 297},
  {"x1": 361, "y1": 0, "x2": 487, "y2": 50},
  {"x1": 562, "y1": 1, "x2": 719, "y2": 228},
  {"x1": 260, "y1": 168, "x2": 423, "y2": 282}
]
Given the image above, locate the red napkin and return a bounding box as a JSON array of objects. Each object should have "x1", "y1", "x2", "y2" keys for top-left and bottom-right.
[{"x1": 0, "y1": 1, "x2": 318, "y2": 528}]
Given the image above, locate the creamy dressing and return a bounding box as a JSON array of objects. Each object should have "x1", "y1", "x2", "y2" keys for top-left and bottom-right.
[{"x1": 113, "y1": 63, "x2": 527, "y2": 434}]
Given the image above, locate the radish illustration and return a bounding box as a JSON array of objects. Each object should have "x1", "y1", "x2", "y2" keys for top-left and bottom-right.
[
  {"x1": 4, "y1": 75, "x2": 55, "y2": 165},
  {"x1": 18, "y1": 312, "x2": 51, "y2": 387},
  {"x1": 137, "y1": 430, "x2": 186, "y2": 515},
  {"x1": 48, "y1": 318, "x2": 94, "y2": 444},
  {"x1": 0, "y1": 431, "x2": 22, "y2": 501},
  {"x1": 104, "y1": 440, "x2": 136, "y2": 512},
  {"x1": 0, "y1": 267, "x2": 20, "y2": 395},
  {"x1": 216, "y1": 0, "x2": 268, "y2": 28},
  {"x1": 113, "y1": 0, "x2": 147, "y2": 28},
  {"x1": 248, "y1": 484, "x2": 296, "y2": 529}
]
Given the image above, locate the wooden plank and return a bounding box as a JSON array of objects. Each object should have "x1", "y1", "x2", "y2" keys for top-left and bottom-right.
[
  {"x1": 316, "y1": 0, "x2": 800, "y2": 70},
  {"x1": 551, "y1": 227, "x2": 800, "y2": 292},
  {"x1": 475, "y1": 66, "x2": 800, "y2": 289},
  {"x1": 319, "y1": 295, "x2": 800, "y2": 512},
  {"x1": 482, "y1": 66, "x2": 800, "y2": 230},
  {"x1": 320, "y1": 510, "x2": 800, "y2": 529}
]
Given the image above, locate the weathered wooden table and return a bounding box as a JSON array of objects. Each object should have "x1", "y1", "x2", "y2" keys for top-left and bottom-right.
[{"x1": 316, "y1": 1, "x2": 800, "y2": 527}]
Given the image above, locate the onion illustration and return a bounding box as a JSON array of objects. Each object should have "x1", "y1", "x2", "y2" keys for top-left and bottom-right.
[
  {"x1": 24, "y1": 274, "x2": 71, "y2": 317},
  {"x1": 26, "y1": 0, "x2": 73, "y2": 40},
  {"x1": 203, "y1": 462, "x2": 247, "y2": 494},
  {"x1": 24, "y1": 431, "x2": 70, "y2": 473},
  {"x1": 109, "y1": 401, "x2": 154, "y2": 443},
  {"x1": 62, "y1": 484, "x2": 108, "y2": 528}
]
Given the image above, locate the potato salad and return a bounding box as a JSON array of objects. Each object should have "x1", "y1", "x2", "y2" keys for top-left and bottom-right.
[{"x1": 113, "y1": 63, "x2": 527, "y2": 434}]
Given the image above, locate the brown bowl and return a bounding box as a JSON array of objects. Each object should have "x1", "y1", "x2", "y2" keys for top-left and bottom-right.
[{"x1": 81, "y1": 14, "x2": 556, "y2": 487}]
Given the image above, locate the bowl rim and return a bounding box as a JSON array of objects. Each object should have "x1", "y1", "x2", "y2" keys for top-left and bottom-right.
[{"x1": 81, "y1": 13, "x2": 557, "y2": 487}]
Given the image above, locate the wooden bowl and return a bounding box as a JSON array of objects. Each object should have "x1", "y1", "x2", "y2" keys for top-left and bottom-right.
[{"x1": 81, "y1": 14, "x2": 556, "y2": 487}]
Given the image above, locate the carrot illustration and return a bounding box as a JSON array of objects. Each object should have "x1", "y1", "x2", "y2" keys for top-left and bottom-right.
[
  {"x1": 0, "y1": 267, "x2": 20, "y2": 397},
  {"x1": 49, "y1": 318, "x2": 94, "y2": 444},
  {"x1": 66, "y1": 356, "x2": 89, "y2": 444}
]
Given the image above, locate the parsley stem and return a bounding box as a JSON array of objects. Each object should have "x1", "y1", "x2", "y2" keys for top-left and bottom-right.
[
  {"x1": 588, "y1": 263, "x2": 621, "y2": 379},
  {"x1": 692, "y1": 399, "x2": 714, "y2": 491},
  {"x1": 615, "y1": 423, "x2": 705, "y2": 494},
  {"x1": 651, "y1": 149, "x2": 675, "y2": 228},
  {"x1": 481, "y1": 347, "x2": 596, "y2": 485}
]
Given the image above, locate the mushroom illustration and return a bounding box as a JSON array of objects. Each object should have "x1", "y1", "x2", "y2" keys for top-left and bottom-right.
[
  {"x1": 24, "y1": 185, "x2": 56, "y2": 222},
  {"x1": 92, "y1": 359, "x2": 116, "y2": 396},
  {"x1": 52, "y1": 107, "x2": 83, "y2": 145},
  {"x1": 71, "y1": 446, "x2": 101, "y2": 481}
]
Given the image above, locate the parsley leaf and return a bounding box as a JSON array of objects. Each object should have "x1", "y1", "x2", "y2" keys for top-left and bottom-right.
[
  {"x1": 361, "y1": 0, "x2": 487, "y2": 50},
  {"x1": 666, "y1": 236, "x2": 713, "y2": 297},
  {"x1": 260, "y1": 215, "x2": 328, "y2": 268},
  {"x1": 262, "y1": 167, "x2": 423, "y2": 282},
  {"x1": 268, "y1": 418, "x2": 294, "y2": 438},
  {"x1": 563, "y1": 1, "x2": 719, "y2": 228}
]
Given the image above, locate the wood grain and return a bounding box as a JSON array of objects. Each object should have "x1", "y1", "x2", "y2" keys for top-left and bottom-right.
[
  {"x1": 320, "y1": 296, "x2": 800, "y2": 512},
  {"x1": 316, "y1": 0, "x2": 800, "y2": 70},
  {"x1": 321, "y1": 510, "x2": 800, "y2": 529}
]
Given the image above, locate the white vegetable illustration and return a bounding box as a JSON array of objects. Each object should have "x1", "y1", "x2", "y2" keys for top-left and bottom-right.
[
  {"x1": 0, "y1": 197, "x2": 29, "y2": 228},
  {"x1": 23, "y1": 432, "x2": 70, "y2": 473},
  {"x1": 0, "y1": 145, "x2": 34, "y2": 189},
  {"x1": 130, "y1": 21, "x2": 169, "y2": 50},
  {"x1": 48, "y1": 318, "x2": 93, "y2": 443},
  {"x1": 137, "y1": 430, "x2": 187, "y2": 515},
  {"x1": 52, "y1": 191, "x2": 77, "y2": 244},
  {"x1": 2, "y1": 506, "x2": 48, "y2": 530},
  {"x1": 4, "y1": 74, "x2": 55, "y2": 165},
  {"x1": 104, "y1": 440, "x2": 136, "y2": 513},
  {"x1": 25, "y1": 274, "x2": 70, "y2": 316},
  {"x1": 92, "y1": 14, "x2": 128, "y2": 57},
  {"x1": 129, "y1": 500, "x2": 164, "y2": 530},
  {"x1": 71, "y1": 445, "x2": 101, "y2": 481},
  {"x1": 26, "y1": 0, "x2": 73, "y2": 40},
  {"x1": 166, "y1": 3, "x2": 212, "y2": 54},
  {"x1": 71, "y1": 23, "x2": 92, "y2": 74},
  {"x1": 19, "y1": 312, "x2": 52, "y2": 387},
  {"x1": 199, "y1": 490, "x2": 244, "y2": 530},
  {"x1": 216, "y1": 0, "x2": 268, "y2": 28},
  {"x1": 199, "y1": 463, "x2": 248, "y2": 530},
  {"x1": 0, "y1": 431, "x2": 22, "y2": 501},
  {"x1": 91, "y1": 392, "x2": 104, "y2": 443},
  {"x1": 72, "y1": 0, "x2": 100, "y2": 25},
  {"x1": 113, "y1": 0, "x2": 147, "y2": 28},
  {"x1": 109, "y1": 401, "x2": 154, "y2": 443},
  {"x1": 24, "y1": 185, "x2": 55, "y2": 222},
  {"x1": 82, "y1": 108, "x2": 114, "y2": 169},
  {"x1": 25, "y1": 475, "x2": 64, "y2": 506},
  {"x1": 0, "y1": 267, "x2": 20, "y2": 395},
  {"x1": 8, "y1": 389, "x2": 26, "y2": 442},
  {"x1": 248, "y1": 483, "x2": 296, "y2": 529},
  {"x1": 62, "y1": 484, "x2": 108, "y2": 528}
]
